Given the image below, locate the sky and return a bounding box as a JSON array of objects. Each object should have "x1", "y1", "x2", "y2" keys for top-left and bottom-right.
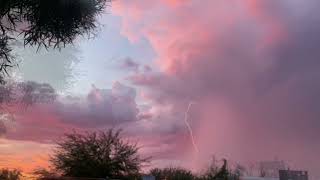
[{"x1": 0, "y1": 0, "x2": 320, "y2": 179}]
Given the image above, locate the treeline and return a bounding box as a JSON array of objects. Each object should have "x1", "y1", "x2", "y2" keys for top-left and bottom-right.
[
  {"x1": 0, "y1": 129, "x2": 245, "y2": 180},
  {"x1": 0, "y1": 164, "x2": 244, "y2": 180},
  {"x1": 148, "y1": 163, "x2": 244, "y2": 180}
]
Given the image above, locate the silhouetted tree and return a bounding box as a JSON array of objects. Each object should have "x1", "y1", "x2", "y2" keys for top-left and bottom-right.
[
  {"x1": 0, "y1": 0, "x2": 109, "y2": 81},
  {"x1": 150, "y1": 167, "x2": 195, "y2": 180},
  {"x1": 213, "y1": 159, "x2": 229, "y2": 180},
  {"x1": 32, "y1": 168, "x2": 61, "y2": 180},
  {"x1": 200, "y1": 159, "x2": 235, "y2": 180},
  {"x1": 201, "y1": 163, "x2": 219, "y2": 180},
  {"x1": 50, "y1": 129, "x2": 149, "y2": 179},
  {"x1": 0, "y1": 168, "x2": 22, "y2": 180}
]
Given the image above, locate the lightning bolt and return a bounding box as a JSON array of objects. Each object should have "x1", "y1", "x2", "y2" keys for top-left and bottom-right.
[{"x1": 184, "y1": 102, "x2": 199, "y2": 154}]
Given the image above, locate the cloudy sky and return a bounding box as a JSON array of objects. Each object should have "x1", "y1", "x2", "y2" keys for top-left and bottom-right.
[{"x1": 1, "y1": 0, "x2": 320, "y2": 179}]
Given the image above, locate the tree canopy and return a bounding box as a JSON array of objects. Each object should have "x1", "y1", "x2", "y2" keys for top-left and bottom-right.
[
  {"x1": 0, "y1": 168, "x2": 22, "y2": 180},
  {"x1": 50, "y1": 129, "x2": 148, "y2": 179},
  {"x1": 0, "y1": 0, "x2": 109, "y2": 81}
]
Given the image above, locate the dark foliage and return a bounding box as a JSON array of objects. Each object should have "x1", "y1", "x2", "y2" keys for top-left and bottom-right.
[
  {"x1": 0, "y1": 168, "x2": 22, "y2": 180},
  {"x1": 213, "y1": 159, "x2": 229, "y2": 180},
  {"x1": 150, "y1": 167, "x2": 195, "y2": 180},
  {"x1": 21, "y1": 0, "x2": 107, "y2": 48},
  {"x1": 148, "y1": 159, "x2": 240, "y2": 180},
  {"x1": 50, "y1": 129, "x2": 149, "y2": 179},
  {"x1": 198, "y1": 159, "x2": 245, "y2": 180},
  {"x1": 0, "y1": 0, "x2": 109, "y2": 82},
  {"x1": 0, "y1": 35, "x2": 14, "y2": 80},
  {"x1": 32, "y1": 168, "x2": 60, "y2": 180}
]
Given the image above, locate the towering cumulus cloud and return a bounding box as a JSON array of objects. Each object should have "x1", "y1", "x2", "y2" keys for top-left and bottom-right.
[{"x1": 113, "y1": 0, "x2": 320, "y2": 178}]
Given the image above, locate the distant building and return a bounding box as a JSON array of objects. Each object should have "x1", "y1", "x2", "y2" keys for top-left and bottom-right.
[
  {"x1": 241, "y1": 168, "x2": 308, "y2": 180},
  {"x1": 259, "y1": 161, "x2": 286, "y2": 177},
  {"x1": 279, "y1": 170, "x2": 308, "y2": 180}
]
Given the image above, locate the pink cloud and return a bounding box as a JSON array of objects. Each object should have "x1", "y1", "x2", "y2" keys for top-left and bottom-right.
[
  {"x1": 112, "y1": 0, "x2": 320, "y2": 178},
  {"x1": 1, "y1": 81, "x2": 140, "y2": 143}
]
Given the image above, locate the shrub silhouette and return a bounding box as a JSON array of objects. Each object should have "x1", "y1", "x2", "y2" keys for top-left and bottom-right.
[
  {"x1": 148, "y1": 159, "x2": 241, "y2": 180},
  {"x1": 0, "y1": 168, "x2": 22, "y2": 180},
  {"x1": 150, "y1": 167, "x2": 195, "y2": 180},
  {"x1": 50, "y1": 129, "x2": 149, "y2": 179}
]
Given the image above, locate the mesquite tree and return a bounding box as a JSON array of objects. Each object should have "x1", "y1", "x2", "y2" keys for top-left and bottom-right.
[
  {"x1": 0, "y1": 0, "x2": 109, "y2": 82},
  {"x1": 51, "y1": 129, "x2": 149, "y2": 179}
]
